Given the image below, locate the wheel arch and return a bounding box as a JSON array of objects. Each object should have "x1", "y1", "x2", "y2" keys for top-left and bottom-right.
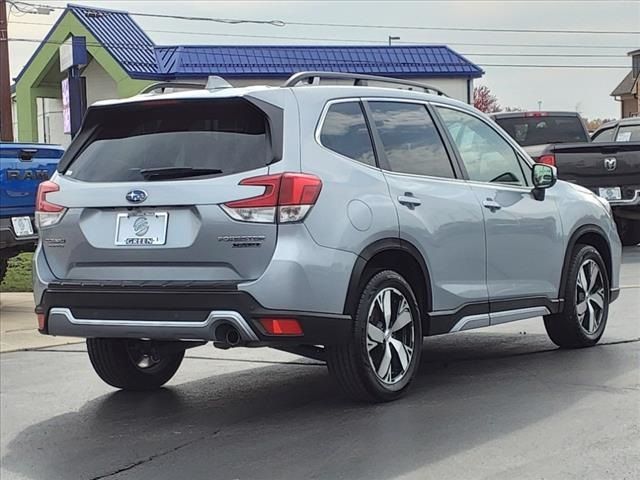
[
  {"x1": 343, "y1": 238, "x2": 432, "y2": 323},
  {"x1": 559, "y1": 224, "x2": 612, "y2": 300}
]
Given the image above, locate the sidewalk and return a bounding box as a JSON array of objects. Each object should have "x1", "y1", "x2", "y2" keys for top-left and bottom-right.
[{"x1": 0, "y1": 291, "x2": 80, "y2": 353}]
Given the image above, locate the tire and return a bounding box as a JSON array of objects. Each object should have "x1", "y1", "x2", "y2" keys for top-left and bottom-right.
[
  {"x1": 544, "y1": 244, "x2": 610, "y2": 348},
  {"x1": 616, "y1": 218, "x2": 640, "y2": 247},
  {"x1": 0, "y1": 257, "x2": 7, "y2": 285},
  {"x1": 87, "y1": 338, "x2": 184, "y2": 390},
  {"x1": 327, "y1": 270, "x2": 422, "y2": 402}
]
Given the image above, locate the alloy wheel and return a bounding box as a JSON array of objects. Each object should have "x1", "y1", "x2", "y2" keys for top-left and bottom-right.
[
  {"x1": 576, "y1": 259, "x2": 605, "y2": 335},
  {"x1": 366, "y1": 287, "x2": 416, "y2": 384}
]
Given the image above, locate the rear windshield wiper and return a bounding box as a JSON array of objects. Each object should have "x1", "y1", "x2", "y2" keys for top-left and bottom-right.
[{"x1": 139, "y1": 167, "x2": 223, "y2": 181}]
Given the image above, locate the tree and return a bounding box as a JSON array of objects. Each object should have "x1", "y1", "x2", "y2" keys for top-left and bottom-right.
[
  {"x1": 585, "y1": 118, "x2": 615, "y2": 131},
  {"x1": 473, "y1": 85, "x2": 501, "y2": 113}
]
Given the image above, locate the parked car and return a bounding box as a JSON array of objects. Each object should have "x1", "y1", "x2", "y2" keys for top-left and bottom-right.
[
  {"x1": 493, "y1": 113, "x2": 640, "y2": 246},
  {"x1": 591, "y1": 117, "x2": 640, "y2": 143},
  {"x1": 491, "y1": 111, "x2": 590, "y2": 161},
  {"x1": 0, "y1": 143, "x2": 64, "y2": 283},
  {"x1": 34, "y1": 72, "x2": 621, "y2": 402}
]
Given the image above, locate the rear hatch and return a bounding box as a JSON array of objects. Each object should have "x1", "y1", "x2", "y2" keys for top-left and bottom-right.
[
  {"x1": 41, "y1": 94, "x2": 288, "y2": 283},
  {"x1": 0, "y1": 144, "x2": 63, "y2": 217},
  {"x1": 551, "y1": 142, "x2": 640, "y2": 200}
]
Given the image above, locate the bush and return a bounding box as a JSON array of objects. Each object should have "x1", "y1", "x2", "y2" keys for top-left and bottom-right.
[{"x1": 0, "y1": 253, "x2": 34, "y2": 292}]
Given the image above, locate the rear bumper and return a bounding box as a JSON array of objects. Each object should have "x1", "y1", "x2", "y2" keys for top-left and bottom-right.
[
  {"x1": 36, "y1": 284, "x2": 353, "y2": 346},
  {"x1": 0, "y1": 217, "x2": 38, "y2": 254}
]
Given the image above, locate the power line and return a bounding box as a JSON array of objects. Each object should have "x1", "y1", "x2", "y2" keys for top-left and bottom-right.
[
  {"x1": 285, "y1": 20, "x2": 640, "y2": 36},
  {"x1": 7, "y1": 37, "x2": 631, "y2": 69},
  {"x1": 8, "y1": 0, "x2": 640, "y2": 36},
  {"x1": 8, "y1": 20, "x2": 637, "y2": 51}
]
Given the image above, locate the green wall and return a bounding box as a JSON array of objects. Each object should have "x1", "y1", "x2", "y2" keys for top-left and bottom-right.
[{"x1": 15, "y1": 11, "x2": 152, "y2": 142}]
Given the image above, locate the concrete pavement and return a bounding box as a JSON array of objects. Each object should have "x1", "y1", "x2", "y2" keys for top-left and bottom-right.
[
  {"x1": 1, "y1": 247, "x2": 638, "y2": 480},
  {"x1": 0, "y1": 292, "x2": 80, "y2": 353}
]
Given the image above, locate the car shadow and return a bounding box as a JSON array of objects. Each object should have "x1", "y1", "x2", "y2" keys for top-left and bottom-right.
[{"x1": 2, "y1": 331, "x2": 634, "y2": 480}]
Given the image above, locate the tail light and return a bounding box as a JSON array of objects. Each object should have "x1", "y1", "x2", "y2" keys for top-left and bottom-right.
[
  {"x1": 35, "y1": 181, "x2": 66, "y2": 229},
  {"x1": 538, "y1": 154, "x2": 556, "y2": 167},
  {"x1": 222, "y1": 173, "x2": 322, "y2": 223}
]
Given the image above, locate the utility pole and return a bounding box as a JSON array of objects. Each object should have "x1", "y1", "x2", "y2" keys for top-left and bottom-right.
[
  {"x1": 0, "y1": 0, "x2": 14, "y2": 142},
  {"x1": 388, "y1": 36, "x2": 400, "y2": 46}
]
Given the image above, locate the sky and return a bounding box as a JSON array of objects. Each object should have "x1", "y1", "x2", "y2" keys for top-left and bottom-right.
[{"x1": 6, "y1": 0, "x2": 640, "y2": 119}]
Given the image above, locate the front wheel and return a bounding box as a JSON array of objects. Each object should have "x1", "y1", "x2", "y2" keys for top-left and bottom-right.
[
  {"x1": 544, "y1": 244, "x2": 610, "y2": 348},
  {"x1": 327, "y1": 270, "x2": 422, "y2": 402},
  {"x1": 87, "y1": 338, "x2": 184, "y2": 390}
]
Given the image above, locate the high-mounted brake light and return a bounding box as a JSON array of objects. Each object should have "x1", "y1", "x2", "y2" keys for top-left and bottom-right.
[
  {"x1": 221, "y1": 173, "x2": 322, "y2": 223},
  {"x1": 35, "y1": 181, "x2": 66, "y2": 229},
  {"x1": 525, "y1": 112, "x2": 548, "y2": 118},
  {"x1": 538, "y1": 154, "x2": 556, "y2": 167}
]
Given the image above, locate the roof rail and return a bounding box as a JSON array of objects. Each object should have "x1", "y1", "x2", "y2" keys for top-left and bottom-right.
[
  {"x1": 283, "y1": 71, "x2": 448, "y2": 96},
  {"x1": 139, "y1": 76, "x2": 232, "y2": 94},
  {"x1": 139, "y1": 81, "x2": 207, "y2": 94}
]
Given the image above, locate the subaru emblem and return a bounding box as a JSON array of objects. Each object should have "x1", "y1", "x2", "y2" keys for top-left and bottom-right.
[
  {"x1": 603, "y1": 157, "x2": 617, "y2": 172},
  {"x1": 126, "y1": 189, "x2": 148, "y2": 203}
]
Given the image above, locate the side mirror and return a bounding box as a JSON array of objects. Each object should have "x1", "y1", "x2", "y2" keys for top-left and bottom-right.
[{"x1": 532, "y1": 163, "x2": 557, "y2": 200}]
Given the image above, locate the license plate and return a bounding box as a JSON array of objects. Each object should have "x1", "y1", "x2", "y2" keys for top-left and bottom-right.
[
  {"x1": 598, "y1": 187, "x2": 622, "y2": 201},
  {"x1": 115, "y1": 212, "x2": 168, "y2": 246},
  {"x1": 11, "y1": 216, "x2": 34, "y2": 237}
]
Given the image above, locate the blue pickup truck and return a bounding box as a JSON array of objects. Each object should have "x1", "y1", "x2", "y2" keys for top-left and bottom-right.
[{"x1": 1, "y1": 143, "x2": 64, "y2": 283}]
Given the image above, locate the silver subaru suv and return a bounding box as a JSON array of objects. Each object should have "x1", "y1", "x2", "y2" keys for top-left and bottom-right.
[{"x1": 34, "y1": 72, "x2": 621, "y2": 402}]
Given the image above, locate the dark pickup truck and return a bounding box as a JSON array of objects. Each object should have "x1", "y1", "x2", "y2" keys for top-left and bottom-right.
[
  {"x1": 1, "y1": 143, "x2": 64, "y2": 283},
  {"x1": 492, "y1": 113, "x2": 639, "y2": 246}
]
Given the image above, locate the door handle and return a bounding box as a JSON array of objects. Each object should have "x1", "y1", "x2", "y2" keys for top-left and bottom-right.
[
  {"x1": 398, "y1": 194, "x2": 422, "y2": 208},
  {"x1": 482, "y1": 199, "x2": 502, "y2": 212}
]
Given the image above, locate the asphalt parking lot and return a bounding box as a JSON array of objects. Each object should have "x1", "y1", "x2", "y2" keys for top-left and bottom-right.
[{"x1": 1, "y1": 247, "x2": 638, "y2": 480}]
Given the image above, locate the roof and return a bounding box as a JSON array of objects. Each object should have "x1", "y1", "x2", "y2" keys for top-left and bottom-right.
[
  {"x1": 91, "y1": 82, "x2": 472, "y2": 111},
  {"x1": 611, "y1": 71, "x2": 638, "y2": 96},
  {"x1": 68, "y1": 4, "x2": 157, "y2": 75},
  {"x1": 16, "y1": 4, "x2": 483, "y2": 82},
  {"x1": 153, "y1": 45, "x2": 484, "y2": 78}
]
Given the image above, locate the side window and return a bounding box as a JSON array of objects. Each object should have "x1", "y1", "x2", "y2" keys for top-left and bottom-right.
[
  {"x1": 319, "y1": 102, "x2": 376, "y2": 166},
  {"x1": 616, "y1": 124, "x2": 640, "y2": 142},
  {"x1": 592, "y1": 127, "x2": 615, "y2": 143},
  {"x1": 437, "y1": 107, "x2": 526, "y2": 186},
  {"x1": 368, "y1": 102, "x2": 455, "y2": 178}
]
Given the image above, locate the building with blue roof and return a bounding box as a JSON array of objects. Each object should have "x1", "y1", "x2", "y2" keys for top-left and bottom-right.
[{"x1": 13, "y1": 3, "x2": 483, "y2": 144}]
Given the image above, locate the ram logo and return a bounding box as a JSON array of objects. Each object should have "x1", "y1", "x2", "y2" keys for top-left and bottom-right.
[{"x1": 603, "y1": 157, "x2": 617, "y2": 172}]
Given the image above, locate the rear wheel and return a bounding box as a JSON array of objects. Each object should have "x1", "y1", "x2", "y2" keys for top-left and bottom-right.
[
  {"x1": 87, "y1": 338, "x2": 184, "y2": 390},
  {"x1": 544, "y1": 244, "x2": 609, "y2": 348},
  {"x1": 327, "y1": 270, "x2": 422, "y2": 402}
]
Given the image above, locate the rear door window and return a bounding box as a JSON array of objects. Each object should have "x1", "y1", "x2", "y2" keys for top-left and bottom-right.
[
  {"x1": 319, "y1": 101, "x2": 376, "y2": 166},
  {"x1": 368, "y1": 101, "x2": 455, "y2": 178},
  {"x1": 66, "y1": 99, "x2": 272, "y2": 182}
]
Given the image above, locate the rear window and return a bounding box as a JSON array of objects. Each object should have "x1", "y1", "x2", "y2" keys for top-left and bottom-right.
[
  {"x1": 66, "y1": 99, "x2": 272, "y2": 182},
  {"x1": 495, "y1": 115, "x2": 588, "y2": 146}
]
